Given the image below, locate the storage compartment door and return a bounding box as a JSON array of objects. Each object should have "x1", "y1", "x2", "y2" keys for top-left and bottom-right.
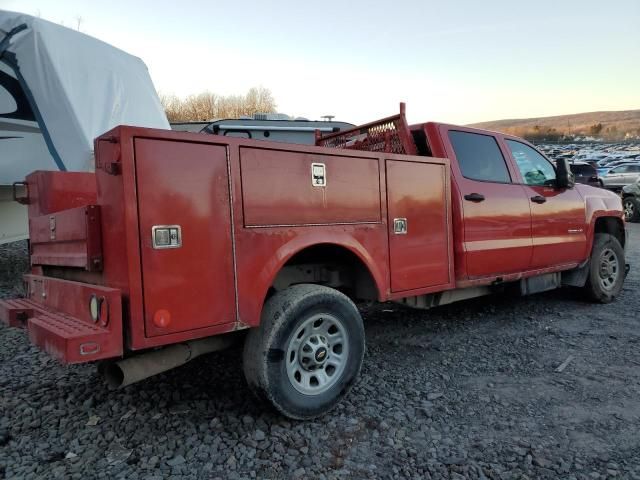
[
  {"x1": 135, "y1": 139, "x2": 236, "y2": 336},
  {"x1": 386, "y1": 159, "x2": 451, "y2": 292}
]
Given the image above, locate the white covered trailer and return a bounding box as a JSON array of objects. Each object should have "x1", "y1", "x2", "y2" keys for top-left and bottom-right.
[{"x1": 0, "y1": 10, "x2": 169, "y2": 243}]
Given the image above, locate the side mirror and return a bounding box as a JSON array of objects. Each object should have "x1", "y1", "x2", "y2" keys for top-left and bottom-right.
[{"x1": 555, "y1": 159, "x2": 575, "y2": 189}]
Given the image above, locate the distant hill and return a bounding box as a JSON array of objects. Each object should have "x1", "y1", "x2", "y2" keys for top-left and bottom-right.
[{"x1": 468, "y1": 109, "x2": 640, "y2": 141}]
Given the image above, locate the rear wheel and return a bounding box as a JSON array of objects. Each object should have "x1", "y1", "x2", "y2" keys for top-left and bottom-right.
[
  {"x1": 623, "y1": 197, "x2": 640, "y2": 222},
  {"x1": 584, "y1": 233, "x2": 625, "y2": 303},
  {"x1": 243, "y1": 284, "x2": 365, "y2": 419}
]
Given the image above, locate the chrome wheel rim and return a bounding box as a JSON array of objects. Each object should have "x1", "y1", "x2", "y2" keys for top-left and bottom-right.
[
  {"x1": 286, "y1": 313, "x2": 349, "y2": 395},
  {"x1": 598, "y1": 247, "x2": 619, "y2": 291},
  {"x1": 624, "y1": 200, "x2": 634, "y2": 220}
]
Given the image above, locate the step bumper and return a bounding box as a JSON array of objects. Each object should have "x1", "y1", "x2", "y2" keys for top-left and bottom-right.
[{"x1": 0, "y1": 275, "x2": 123, "y2": 364}]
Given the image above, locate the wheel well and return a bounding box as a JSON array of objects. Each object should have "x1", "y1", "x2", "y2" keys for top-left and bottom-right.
[
  {"x1": 270, "y1": 244, "x2": 378, "y2": 301},
  {"x1": 594, "y1": 217, "x2": 625, "y2": 248}
]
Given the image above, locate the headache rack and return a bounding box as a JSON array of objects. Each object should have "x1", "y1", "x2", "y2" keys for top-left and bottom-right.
[{"x1": 315, "y1": 102, "x2": 418, "y2": 155}]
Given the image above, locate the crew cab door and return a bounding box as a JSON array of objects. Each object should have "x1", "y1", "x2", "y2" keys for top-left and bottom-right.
[
  {"x1": 135, "y1": 138, "x2": 236, "y2": 337},
  {"x1": 504, "y1": 139, "x2": 588, "y2": 268},
  {"x1": 443, "y1": 128, "x2": 532, "y2": 278}
]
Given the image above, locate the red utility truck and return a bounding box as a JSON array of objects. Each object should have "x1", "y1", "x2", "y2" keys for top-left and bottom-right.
[{"x1": 1, "y1": 105, "x2": 628, "y2": 419}]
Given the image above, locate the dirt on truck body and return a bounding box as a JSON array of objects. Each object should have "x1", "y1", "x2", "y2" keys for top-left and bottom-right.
[{"x1": 0, "y1": 104, "x2": 629, "y2": 419}]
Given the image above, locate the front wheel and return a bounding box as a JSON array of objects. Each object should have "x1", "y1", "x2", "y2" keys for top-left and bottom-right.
[
  {"x1": 243, "y1": 284, "x2": 365, "y2": 419},
  {"x1": 623, "y1": 197, "x2": 640, "y2": 222},
  {"x1": 584, "y1": 233, "x2": 625, "y2": 303}
]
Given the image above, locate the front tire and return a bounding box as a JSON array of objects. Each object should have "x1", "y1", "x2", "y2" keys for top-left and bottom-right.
[
  {"x1": 623, "y1": 197, "x2": 640, "y2": 222},
  {"x1": 584, "y1": 233, "x2": 625, "y2": 303},
  {"x1": 243, "y1": 284, "x2": 365, "y2": 419}
]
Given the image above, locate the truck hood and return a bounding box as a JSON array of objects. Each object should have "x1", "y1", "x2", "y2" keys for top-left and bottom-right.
[{"x1": 0, "y1": 10, "x2": 169, "y2": 184}]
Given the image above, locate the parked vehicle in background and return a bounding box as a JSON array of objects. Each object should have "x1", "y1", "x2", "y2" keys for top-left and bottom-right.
[
  {"x1": 622, "y1": 179, "x2": 640, "y2": 222},
  {"x1": 172, "y1": 115, "x2": 354, "y2": 145},
  {"x1": 597, "y1": 161, "x2": 638, "y2": 177},
  {"x1": 600, "y1": 163, "x2": 640, "y2": 190},
  {"x1": 0, "y1": 11, "x2": 170, "y2": 244},
  {"x1": 570, "y1": 162, "x2": 602, "y2": 187}
]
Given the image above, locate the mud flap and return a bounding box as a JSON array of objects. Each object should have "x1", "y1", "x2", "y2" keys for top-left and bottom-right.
[{"x1": 561, "y1": 261, "x2": 590, "y2": 288}]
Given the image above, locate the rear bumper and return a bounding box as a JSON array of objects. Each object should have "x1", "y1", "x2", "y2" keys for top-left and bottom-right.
[{"x1": 0, "y1": 275, "x2": 123, "y2": 364}]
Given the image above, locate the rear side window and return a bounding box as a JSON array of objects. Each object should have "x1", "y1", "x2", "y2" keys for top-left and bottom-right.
[{"x1": 449, "y1": 131, "x2": 511, "y2": 183}]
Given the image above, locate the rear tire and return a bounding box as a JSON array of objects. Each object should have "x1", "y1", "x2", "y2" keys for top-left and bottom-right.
[
  {"x1": 584, "y1": 233, "x2": 625, "y2": 303},
  {"x1": 243, "y1": 284, "x2": 365, "y2": 419},
  {"x1": 623, "y1": 197, "x2": 640, "y2": 222}
]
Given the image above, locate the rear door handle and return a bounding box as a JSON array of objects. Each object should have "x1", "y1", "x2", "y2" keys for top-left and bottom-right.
[
  {"x1": 464, "y1": 193, "x2": 485, "y2": 202},
  {"x1": 531, "y1": 195, "x2": 547, "y2": 204}
]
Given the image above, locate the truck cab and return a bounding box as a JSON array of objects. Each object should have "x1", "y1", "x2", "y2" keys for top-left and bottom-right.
[{"x1": 409, "y1": 122, "x2": 623, "y2": 284}]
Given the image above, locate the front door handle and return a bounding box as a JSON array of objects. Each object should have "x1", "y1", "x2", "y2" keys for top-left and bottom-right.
[
  {"x1": 531, "y1": 195, "x2": 547, "y2": 204},
  {"x1": 464, "y1": 193, "x2": 485, "y2": 202}
]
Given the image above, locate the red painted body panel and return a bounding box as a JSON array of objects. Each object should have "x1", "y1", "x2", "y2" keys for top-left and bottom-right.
[
  {"x1": 134, "y1": 138, "x2": 236, "y2": 336},
  {"x1": 240, "y1": 147, "x2": 381, "y2": 226},
  {"x1": 578, "y1": 183, "x2": 625, "y2": 254},
  {"x1": 434, "y1": 124, "x2": 533, "y2": 278},
  {"x1": 29, "y1": 205, "x2": 102, "y2": 271},
  {"x1": 1, "y1": 110, "x2": 625, "y2": 366},
  {"x1": 520, "y1": 185, "x2": 587, "y2": 268},
  {"x1": 25, "y1": 171, "x2": 97, "y2": 218},
  {"x1": 0, "y1": 275, "x2": 123, "y2": 363},
  {"x1": 0, "y1": 298, "x2": 34, "y2": 328},
  {"x1": 496, "y1": 136, "x2": 590, "y2": 268},
  {"x1": 386, "y1": 159, "x2": 451, "y2": 291}
]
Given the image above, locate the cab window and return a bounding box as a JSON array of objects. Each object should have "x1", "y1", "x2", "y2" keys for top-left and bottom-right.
[
  {"x1": 506, "y1": 140, "x2": 556, "y2": 186},
  {"x1": 449, "y1": 131, "x2": 511, "y2": 183}
]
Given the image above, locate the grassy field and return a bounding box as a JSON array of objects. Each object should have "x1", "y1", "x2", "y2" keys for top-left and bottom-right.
[{"x1": 468, "y1": 109, "x2": 640, "y2": 139}]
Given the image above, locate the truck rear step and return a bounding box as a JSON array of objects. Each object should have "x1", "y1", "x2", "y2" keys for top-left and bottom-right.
[
  {"x1": 0, "y1": 298, "x2": 36, "y2": 328},
  {"x1": 0, "y1": 275, "x2": 123, "y2": 364},
  {"x1": 28, "y1": 310, "x2": 117, "y2": 363}
]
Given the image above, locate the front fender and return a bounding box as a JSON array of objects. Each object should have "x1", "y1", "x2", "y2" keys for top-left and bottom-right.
[{"x1": 580, "y1": 185, "x2": 625, "y2": 253}]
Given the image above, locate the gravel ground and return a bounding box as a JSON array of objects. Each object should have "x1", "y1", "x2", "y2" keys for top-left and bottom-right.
[{"x1": 1, "y1": 225, "x2": 640, "y2": 480}]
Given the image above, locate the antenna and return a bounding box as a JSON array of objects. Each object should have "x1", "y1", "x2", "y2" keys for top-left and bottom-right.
[{"x1": 321, "y1": 115, "x2": 335, "y2": 122}]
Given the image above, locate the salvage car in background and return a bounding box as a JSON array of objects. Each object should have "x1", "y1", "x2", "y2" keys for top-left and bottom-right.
[
  {"x1": 570, "y1": 162, "x2": 602, "y2": 187},
  {"x1": 622, "y1": 178, "x2": 640, "y2": 222},
  {"x1": 601, "y1": 163, "x2": 640, "y2": 190}
]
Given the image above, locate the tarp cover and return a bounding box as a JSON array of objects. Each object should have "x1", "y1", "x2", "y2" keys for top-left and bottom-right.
[{"x1": 0, "y1": 10, "x2": 169, "y2": 183}]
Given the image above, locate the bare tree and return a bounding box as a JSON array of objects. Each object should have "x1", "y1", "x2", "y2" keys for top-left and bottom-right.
[{"x1": 160, "y1": 87, "x2": 277, "y2": 122}]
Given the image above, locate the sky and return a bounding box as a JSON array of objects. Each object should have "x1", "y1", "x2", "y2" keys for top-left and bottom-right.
[{"x1": 2, "y1": 0, "x2": 639, "y2": 124}]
